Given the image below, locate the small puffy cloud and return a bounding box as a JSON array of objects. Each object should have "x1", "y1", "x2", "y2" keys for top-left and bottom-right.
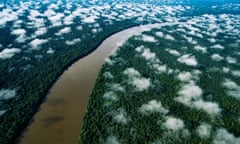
[
  {"x1": 30, "y1": 39, "x2": 48, "y2": 50},
  {"x1": 211, "y1": 44, "x2": 224, "y2": 50},
  {"x1": 232, "y1": 70, "x2": 240, "y2": 77},
  {"x1": 222, "y1": 67, "x2": 230, "y2": 73},
  {"x1": 103, "y1": 91, "x2": 118, "y2": 101},
  {"x1": 0, "y1": 89, "x2": 16, "y2": 100},
  {"x1": 141, "y1": 48, "x2": 156, "y2": 61},
  {"x1": 11, "y1": 29, "x2": 27, "y2": 43},
  {"x1": 193, "y1": 100, "x2": 221, "y2": 115},
  {"x1": 103, "y1": 72, "x2": 113, "y2": 79},
  {"x1": 55, "y1": 27, "x2": 71, "y2": 36},
  {"x1": 142, "y1": 35, "x2": 157, "y2": 42},
  {"x1": 46, "y1": 48, "x2": 54, "y2": 54},
  {"x1": 165, "y1": 34, "x2": 175, "y2": 41},
  {"x1": 135, "y1": 45, "x2": 144, "y2": 53},
  {"x1": 0, "y1": 110, "x2": 6, "y2": 116},
  {"x1": 34, "y1": 27, "x2": 47, "y2": 37},
  {"x1": 153, "y1": 64, "x2": 167, "y2": 73},
  {"x1": 211, "y1": 54, "x2": 224, "y2": 61},
  {"x1": 155, "y1": 31, "x2": 164, "y2": 37},
  {"x1": 48, "y1": 13, "x2": 64, "y2": 26},
  {"x1": 65, "y1": 38, "x2": 81, "y2": 45},
  {"x1": 166, "y1": 48, "x2": 180, "y2": 56},
  {"x1": 76, "y1": 26, "x2": 83, "y2": 31},
  {"x1": 109, "y1": 83, "x2": 125, "y2": 92},
  {"x1": 177, "y1": 54, "x2": 198, "y2": 66},
  {"x1": 82, "y1": 16, "x2": 97, "y2": 23},
  {"x1": 177, "y1": 82, "x2": 202, "y2": 103},
  {"x1": 176, "y1": 82, "x2": 221, "y2": 115},
  {"x1": 226, "y1": 56, "x2": 237, "y2": 64},
  {"x1": 222, "y1": 79, "x2": 240, "y2": 100},
  {"x1": 177, "y1": 71, "x2": 192, "y2": 82},
  {"x1": 123, "y1": 68, "x2": 141, "y2": 77},
  {"x1": 132, "y1": 77, "x2": 151, "y2": 91},
  {"x1": 123, "y1": 68, "x2": 151, "y2": 91},
  {"x1": 113, "y1": 108, "x2": 130, "y2": 124},
  {"x1": 213, "y1": 128, "x2": 240, "y2": 144},
  {"x1": 11, "y1": 29, "x2": 26, "y2": 36},
  {"x1": 139, "y1": 100, "x2": 169, "y2": 115},
  {"x1": 164, "y1": 116, "x2": 185, "y2": 131},
  {"x1": 196, "y1": 123, "x2": 212, "y2": 139},
  {"x1": 0, "y1": 48, "x2": 21, "y2": 59},
  {"x1": 194, "y1": 45, "x2": 207, "y2": 53},
  {"x1": 104, "y1": 136, "x2": 121, "y2": 144}
]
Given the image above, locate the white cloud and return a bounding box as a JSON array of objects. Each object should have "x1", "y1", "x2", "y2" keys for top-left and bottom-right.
[
  {"x1": 11, "y1": 28, "x2": 27, "y2": 43},
  {"x1": 193, "y1": 100, "x2": 221, "y2": 115},
  {"x1": 165, "y1": 34, "x2": 175, "y2": 41},
  {"x1": 177, "y1": 71, "x2": 192, "y2": 82},
  {"x1": 208, "y1": 38, "x2": 216, "y2": 43},
  {"x1": 103, "y1": 91, "x2": 118, "y2": 101},
  {"x1": 0, "y1": 110, "x2": 6, "y2": 116},
  {"x1": 104, "y1": 136, "x2": 121, "y2": 144},
  {"x1": 164, "y1": 116, "x2": 185, "y2": 131},
  {"x1": 123, "y1": 68, "x2": 141, "y2": 78},
  {"x1": 0, "y1": 48, "x2": 21, "y2": 59},
  {"x1": 141, "y1": 48, "x2": 156, "y2": 61},
  {"x1": 82, "y1": 16, "x2": 97, "y2": 23},
  {"x1": 113, "y1": 108, "x2": 130, "y2": 124},
  {"x1": 196, "y1": 123, "x2": 212, "y2": 138},
  {"x1": 211, "y1": 44, "x2": 224, "y2": 50},
  {"x1": 213, "y1": 128, "x2": 240, "y2": 144},
  {"x1": 0, "y1": 8, "x2": 18, "y2": 27},
  {"x1": 222, "y1": 67, "x2": 230, "y2": 73},
  {"x1": 76, "y1": 26, "x2": 83, "y2": 31},
  {"x1": 103, "y1": 72, "x2": 113, "y2": 79},
  {"x1": 177, "y1": 82, "x2": 202, "y2": 103},
  {"x1": 55, "y1": 27, "x2": 71, "y2": 36},
  {"x1": 123, "y1": 68, "x2": 151, "y2": 91},
  {"x1": 48, "y1": 13, "x2": 64, "y2": 26},
  {"x1": 232, "y1": 71, "x2": 240, "y2": 77},
  {"x1": 175, "y1": 82, "x2": 221, "y2": 115},
  {"x1": 139, "y1": 100, "x2": 169, "y2": 115},
  {"x1": 34, "y1": 27, "x2": 47, "y2": 37},
  {"x1": 46, "y1": 48, "x2": 54, "y2": 54},
  {"x1": 0, "y1": 89, "x2": 16, "y2": 100},
  {"x1": 153, "y1": 64, "x2": 167, "y2": 73},
  {"x1": 166, "y1": 49, "x2": 180, "y2": 56},
  {"x1": 109, "y1": 83, "x2": 125, "y2": 92},
  {"x1": 65, "y1": 38, "x2": 81, "y2": 45},
  {"x1": 142, "y1": 35, "x2": 156, "y2": 42},
  {"x1": 135, "y1": 45, "x2": 144, "y2": 53},
  {"x1": 211, "y1": 54, "x2": 224, "y2": 61},
  {"x1": 226, "y1": 56, "x2": 237, "y2": 64},
  {"x1": 30, "y1": 39, "x2": 48, "y2": 50},
  {"x1": 178, "y1": 54, "x2": 198, "y2": 66},
  {"x1": 11, "y1": 29, "x2": 26, "y2": 36},
  {"x1": 223, "y1": 79, "x2": 240, "y2": 100},
  {"x1": 194, "y1": 45, "x2": 207, "y2": 53},
  {"x1": 155, "y1": 31, "x2": 164, "y2": 37},
  {"x1": 132, "y1": 77, "x2": 151, "y2": 92}
]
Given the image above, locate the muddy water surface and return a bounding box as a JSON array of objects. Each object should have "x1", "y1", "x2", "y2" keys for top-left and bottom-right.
[{"x1": 19, "y1": 24, "x2": 161, "y2": 144}]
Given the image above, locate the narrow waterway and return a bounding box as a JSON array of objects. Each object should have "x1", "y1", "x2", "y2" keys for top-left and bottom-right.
[{"x1": 19, "y1": 24, "x2": 161, "y2": 144}]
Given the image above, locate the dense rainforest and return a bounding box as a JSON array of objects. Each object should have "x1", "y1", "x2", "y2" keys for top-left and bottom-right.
[
  {"x1": 80, "y1": 5, "x2": 240, "y2": 144},
  {"x1": 0, "y1": 0, "x2": 239, "y2": 144}
]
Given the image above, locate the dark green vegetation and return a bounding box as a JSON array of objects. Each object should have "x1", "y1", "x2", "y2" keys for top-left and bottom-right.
[
  {"x1": 81, "y1": 14, "x2": 240, "y2": 144},
  {"x1": 0, "y1": 0, "x2": 239, "y2": 144}
]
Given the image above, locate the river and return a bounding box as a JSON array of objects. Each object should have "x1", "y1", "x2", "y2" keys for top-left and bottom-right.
[{"x1": 19, "y1": 24, "x2": 162, "y2": 144}]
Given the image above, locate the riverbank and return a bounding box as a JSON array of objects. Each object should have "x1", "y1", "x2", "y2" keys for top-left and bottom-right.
[{"x1": 19, "y1": 24, "x2": 161, "y2": 144}]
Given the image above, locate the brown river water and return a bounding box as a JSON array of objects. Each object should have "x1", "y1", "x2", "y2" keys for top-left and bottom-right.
[{"x1": 19, "y1": 24, "x2": 161, "y2": 144}]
